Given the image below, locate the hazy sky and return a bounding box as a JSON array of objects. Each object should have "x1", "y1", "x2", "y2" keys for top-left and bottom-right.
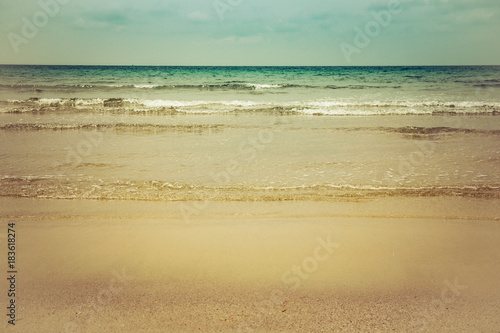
[{"x1": 0, "y1": 0, "x2": 499, "y2": 65}]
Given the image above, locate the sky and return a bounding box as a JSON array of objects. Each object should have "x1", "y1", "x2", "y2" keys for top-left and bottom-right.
[{"x1": 0, "y1": 0, "x2": 499, "y2": 66}]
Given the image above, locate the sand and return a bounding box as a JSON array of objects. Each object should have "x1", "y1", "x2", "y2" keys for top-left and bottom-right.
[{"x1": 1, "y1": 197, "x2": 499, "y2": 332}]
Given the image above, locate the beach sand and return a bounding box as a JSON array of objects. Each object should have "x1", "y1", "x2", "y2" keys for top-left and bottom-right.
[{"x1": 1, "y1": 197, "x2": 499, "y2": 332}]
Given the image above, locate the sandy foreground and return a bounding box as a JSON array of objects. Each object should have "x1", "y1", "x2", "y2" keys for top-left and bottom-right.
[{"x1": 1, "y1": 197, "x2": 499, "y2": 332}]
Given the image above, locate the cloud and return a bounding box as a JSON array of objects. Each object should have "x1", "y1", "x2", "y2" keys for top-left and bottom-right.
[
  {"x1": 72, "y1": 18, "x2": 110, "y2": 30},
  {"x1": 206, "y1": 35, "x2": 263, "y2": 45},
  {"x1": 66, "y1": 9, "x2": 138, "y2": 31},
  {"x1": 186, "y1": 11, "x2": 212, "y2": 21},
  {"x1": 454, "y1": 8, "x2": 496, "y2": 24}
]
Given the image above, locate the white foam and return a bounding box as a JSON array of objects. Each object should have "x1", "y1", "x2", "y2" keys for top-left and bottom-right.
[
  {"x1": 140, "y1": 99, "x2": 258, "y2": 108},
  {"x1": 75, "y1": 98, "x2": 105, "y2": 106},
  {"x1": 2, "y1": 97, "x2": 499, "y2": 115},
  {"x1": 37, "y1": 98, "x2": 64, "y2": 105},
  {"x1": 246, "y1": 83, "x2": 283, "y2": 90},
  {"x1": 134, "y1": 84, "x2": 160, "y2": 89}
]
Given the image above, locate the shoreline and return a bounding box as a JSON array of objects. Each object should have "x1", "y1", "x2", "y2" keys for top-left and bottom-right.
[{"x1": 1, "y1": 196, "x2": 498, "y2": 221}]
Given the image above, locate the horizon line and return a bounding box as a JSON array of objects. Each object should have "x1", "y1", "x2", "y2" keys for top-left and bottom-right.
[{"x1": 1, "y1": 64, "x2": 499, "y2": 67}]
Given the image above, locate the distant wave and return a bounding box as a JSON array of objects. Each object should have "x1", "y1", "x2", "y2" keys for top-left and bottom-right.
[
  {"x1": 0, "y1": 83, "x2": 427, "y2": 91},
  {"x1": 1, "y1": 80, "x2": 498, "y2": 92},
  {"x1": 380, "y1": 126, "x2": 500, "y2": 135},
  {"x1": 2, "y1": 123, "x2": 499, "y2": 139},
  {"x1": 316, "y1": 126, "x2": 500, "y2": 136},
  {"x1": 325, "y1": 85, "x2": 401, "y2": 89},
  {"x1": 0, "y1": 123, "x2": 224, "y2": 133},
  {"x1": 0, "y1": 83, "x2": 300, "y2": 91},
  {"x1": 474, "y1": 83, "x2": 500, "y2": 88}
]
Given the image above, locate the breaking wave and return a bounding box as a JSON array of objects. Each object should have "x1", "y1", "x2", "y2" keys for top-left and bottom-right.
[
  {"x1": 1, "y1": 98, "x2": 500, "y2": 116},
  {"x1": 1, "y1": 176, "x2": 499, "y2": 201}
]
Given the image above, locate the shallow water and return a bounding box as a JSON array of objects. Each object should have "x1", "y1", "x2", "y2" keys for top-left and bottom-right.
[{"x1": 1, "y1": 66, "x2": 499, "y2": 201}]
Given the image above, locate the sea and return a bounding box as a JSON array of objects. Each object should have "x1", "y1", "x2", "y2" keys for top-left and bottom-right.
[{"x1": 0, "y1": 65, "x2": 499, "y2": 201}]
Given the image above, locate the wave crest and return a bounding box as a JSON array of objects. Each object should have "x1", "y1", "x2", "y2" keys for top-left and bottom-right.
[{"x1": 1, "y1": 98, "x2": 500, "y2": 116}]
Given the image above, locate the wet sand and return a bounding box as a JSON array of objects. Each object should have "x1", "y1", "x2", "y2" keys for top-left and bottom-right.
[{"x1": 1, "y1": 197, "x2": 499, "y2": 332}]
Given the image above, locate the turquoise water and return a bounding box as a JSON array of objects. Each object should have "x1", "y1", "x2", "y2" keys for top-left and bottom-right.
[{"x1": 1, "y1": 65, "x2": 500, "y2": 115}]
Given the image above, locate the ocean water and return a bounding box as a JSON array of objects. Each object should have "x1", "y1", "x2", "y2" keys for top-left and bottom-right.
[
  {"x1": 0, "y1": 65, "x2": 499, "y2": 201},
  {"x1": 1, "y1": 65, "x2": 500, "y2": 115}
]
